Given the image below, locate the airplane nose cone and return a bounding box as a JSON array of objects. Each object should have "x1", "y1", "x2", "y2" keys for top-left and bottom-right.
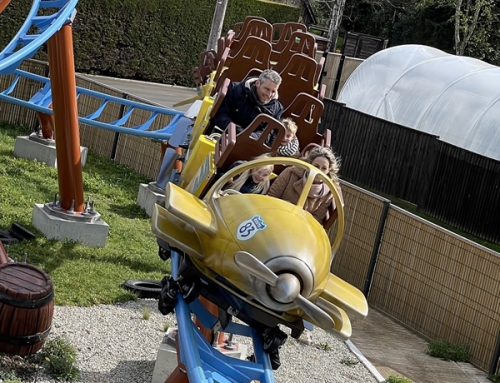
[{"x1": 270, "y1": 273, "x2": 301, "y2": 304}]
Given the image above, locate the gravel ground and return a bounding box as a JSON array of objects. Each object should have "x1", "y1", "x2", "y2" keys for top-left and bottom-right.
[{"x1": 27, "y1": 299, "x2": 380, "y2": 383}]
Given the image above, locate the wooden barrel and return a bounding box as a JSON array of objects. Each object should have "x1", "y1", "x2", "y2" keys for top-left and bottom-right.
[{"x1": 0, "y1": 263, "x2": 54, "y2": 356}]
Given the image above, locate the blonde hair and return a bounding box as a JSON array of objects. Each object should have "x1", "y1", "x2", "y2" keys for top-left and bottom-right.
[
  {"x1": 231, "y1": 165, "x2": 274, "y2": 194},
  {"x1": 227, "y1": 154, "x2": 274, "y2": 194},
  {"x1": 301, "y1": 146, "x2": 340, "y2": 184},
  {"x1": 281, "y1": 117, "x2": 298, "y2": 134}
]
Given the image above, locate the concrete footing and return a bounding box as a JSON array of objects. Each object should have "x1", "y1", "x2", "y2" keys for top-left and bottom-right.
[
  {"x1": 152, "y1": 328, "x2": 248, "y2": 383},
  {"x1": 32, "y1": 203, "x2": 109, "y2": 247},
  {"x1": 13, "y1": 135, "x2": 88, "y2": 168},
  {"x1": 137, "y1": 183, "x2": 165, "y2": 217}
]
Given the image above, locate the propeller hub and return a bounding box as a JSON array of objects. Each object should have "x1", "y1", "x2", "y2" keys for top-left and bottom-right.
[{"x1": 269, "y1": 273, "x2": 301, "y2": 304}]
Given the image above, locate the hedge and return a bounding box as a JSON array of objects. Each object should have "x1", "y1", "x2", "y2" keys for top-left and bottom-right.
[{"x1": 0, "y1": 0, "x2": 300, "y2": 86}]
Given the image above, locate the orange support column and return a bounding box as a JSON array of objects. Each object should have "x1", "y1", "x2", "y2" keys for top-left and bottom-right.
[
  {"x1": 195, "y1": 296, "x2": 226, "y2": 347},
  {"x1": 164, "y1": 334, "x2": 190, "y2": 383},
  {"x1": 37, "y1": 109, "x2": 56, "y2": 139},
  {"x1": 47, "y1": 23, "x2": 84, "y2": 212},
  {"x1": 160, "y1": 141, "x2": 183, "y2": 172}
]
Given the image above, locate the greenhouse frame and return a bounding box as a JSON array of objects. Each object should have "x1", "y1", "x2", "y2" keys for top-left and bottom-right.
[{"x1": 338, "y1": 45, "x2": 500, "y2": 161}]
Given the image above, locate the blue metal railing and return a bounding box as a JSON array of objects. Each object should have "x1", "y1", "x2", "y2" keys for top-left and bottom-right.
[
  {"x1": 0, "y1": 0, "x2": 187, "y2": 140},
  {"x1": 0, "y1": 0, "x2": 78, "y2": 74},
  {"x1": 0, "y1": 69, "x2": 186, "y2": 140}
]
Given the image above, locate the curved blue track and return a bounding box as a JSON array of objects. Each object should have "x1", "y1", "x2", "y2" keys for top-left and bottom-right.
[{"x1": 0, "y1": 0, "x2": 186, "y2": 141}]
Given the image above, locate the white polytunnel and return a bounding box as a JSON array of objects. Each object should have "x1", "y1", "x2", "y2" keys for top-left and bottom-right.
[{"x1": 337, "y1": 44, "x2": 500, "y2": 161}]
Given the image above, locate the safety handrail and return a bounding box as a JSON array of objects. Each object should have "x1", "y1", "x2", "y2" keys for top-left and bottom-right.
[{"x1": 0, "y1": 69, "x2": 187, "y2": 140}]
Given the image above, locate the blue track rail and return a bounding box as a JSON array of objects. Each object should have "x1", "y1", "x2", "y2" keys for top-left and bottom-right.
[
  {"x1": 0, "y1": 69, "x2": 186, "y2": 140},
  {"x1": 0, "y1": 0, "x2": 187, "y2": 141},
  {"x1": 0, "y1": 0, "x2": 78, "y2": 74},
  {"x1": 171, "y1": 250, "x2": 276, "y2": 383}
]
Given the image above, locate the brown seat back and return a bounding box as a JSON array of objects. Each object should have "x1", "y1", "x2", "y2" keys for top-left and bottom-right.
[
  {"x1": 282, "y1": 92, "x2": 326, "y2": 148},
  {"x1": 271, "y1": 21, "x2": 307, "y2": 53},
  {"x1": 232, "y1": 16, "x2": 266, "y2": 40},
  {"x1": 229, "y1": 19, "x2": 273, "y2": 56},
  {"x1": 209, "y1": 78, "x2": 231, "y2": 120},
  {"x1": 202, "y1": 78, "x2": 231, "y2": 135},
  {"x1": 323, "y1": 202, "x2": 338, "y2": 230},
  {"x1": 197, "y1": 50, "x2": 217, "y2": 85},
  {"x1": 272, "y1": 31, "x2": 317, "y2": 72},
  {"x1": 278, "y1": 53, "x2": 320, "y2": 109},
  {"x1": 212, "y1": 36, "x2": 271, "y2": 95},
  {"x1": 314, "y1": 56, "x2": 325, "y2": 85},
  {"x1": 214, "y1": 114, "x2": 286, "y2": 169}
]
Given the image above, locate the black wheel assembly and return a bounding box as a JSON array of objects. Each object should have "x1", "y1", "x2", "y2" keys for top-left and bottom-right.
[{"x1": 122, "y1": 279, "x2": 162, "y2": 299}]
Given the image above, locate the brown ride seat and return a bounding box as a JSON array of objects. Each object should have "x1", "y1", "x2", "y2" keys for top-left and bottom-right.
[
  {"x1": 232, "y1": 16, "x2": 267, "y2": 40},
  {"x1": 282, "y1": 92, "x2": 330, "y2": 148},
  {"x1": 271, "y1": 31, "x2": 317, "y2": 73},
  {"x1": 193, "y1": 50, "x2": 217, "y2": 86},
  {"x1": 277, "y1": 53, "x2": 324, "y2": 109},
  {"x1": 211, "y1": 36, "x2": 272, "y2": 95},
  {"x1": 201, "y1": 78, "x2": 231, "y2": 137},
  {"x1": 314, "y1": 56, "x2": 325, "y2": 86},
  {"x1": 229, "y1": 19, "x2": 273, "y2": 57},
  {"x1": 271, "y1": 22, "x2": 307, "y2": 53},
  {"x1": 214, "y1": 114, "x2": 286, "y2": 170},
  {"x1": 193, "y1": 30, "x2": 235, "y2": 86},
  {"x1": 216, "y1": 31, "x2": 235, "y2": 64}
]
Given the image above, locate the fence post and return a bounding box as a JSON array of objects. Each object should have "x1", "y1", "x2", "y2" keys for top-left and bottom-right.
[
  {"x1": 489, "y1": 330, "x2": 500, "y2": 375},
  {"x1": 363, "y1": 199, "x2": 390, "y2": 298},
  {"x1": 331, "y1": 32, "x2": 349, "y2": 100},
  {"x1": 111, "y1": 93, "x2": 128, "y2": 160},
  {"x1": 331, "y1": 54, "x2": 345, "y2": 100}
]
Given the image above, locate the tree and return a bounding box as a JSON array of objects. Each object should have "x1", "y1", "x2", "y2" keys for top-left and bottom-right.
[{"x1": 419, "y1": 0, "x2": 497, "y2": 57}]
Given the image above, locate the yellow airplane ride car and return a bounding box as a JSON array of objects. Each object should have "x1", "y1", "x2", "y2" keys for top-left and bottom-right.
[{"x1": 151, "y1": 151, "x2": 368, "y2": 349}]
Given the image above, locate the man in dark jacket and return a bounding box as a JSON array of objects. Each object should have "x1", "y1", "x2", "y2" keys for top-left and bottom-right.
[{"x1": 210, "y1": 69, "x2": 284, "y2": 134}]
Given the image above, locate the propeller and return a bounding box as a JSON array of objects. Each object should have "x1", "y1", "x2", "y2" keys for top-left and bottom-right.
[{"x1": 234, "y1": 251, "x2": 334, "y2": 328}]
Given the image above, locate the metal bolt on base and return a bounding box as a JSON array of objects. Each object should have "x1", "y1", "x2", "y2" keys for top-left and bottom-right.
[{"x1": 43, "y1": 194, "x2": 101, "y2": 223}]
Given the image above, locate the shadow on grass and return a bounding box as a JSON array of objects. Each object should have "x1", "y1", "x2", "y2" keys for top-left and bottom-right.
[
  {"x1": 8, "y1": 238, "x2": 166, "y2": 275},
  {"x1": 109, "y1": 203, "x2": 150, "y2": 219}
]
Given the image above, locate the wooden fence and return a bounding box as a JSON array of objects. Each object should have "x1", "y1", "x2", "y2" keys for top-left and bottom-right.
[
  {"x1": 323, "y1": 99, "x2": 500, "y2": 244},
  {"x1": 315, "y1": 52, "x2": 364, "y2": 99},
  {"x1": 335, "y1": 180, "x2": 500, "y2": 373}
]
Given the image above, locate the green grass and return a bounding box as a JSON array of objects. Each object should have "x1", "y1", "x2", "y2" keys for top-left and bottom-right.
[
  {"x1": 0, "y1": 122, "x2": 170, "y2": 306},
  {"x1": 489, "y1": 373, "x2": 500, "y2": 383}
]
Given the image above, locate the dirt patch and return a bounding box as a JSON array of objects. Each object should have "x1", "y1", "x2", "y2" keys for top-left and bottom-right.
[{"x1": 0, "y1": 353, "x2": 41, "y2": 382}]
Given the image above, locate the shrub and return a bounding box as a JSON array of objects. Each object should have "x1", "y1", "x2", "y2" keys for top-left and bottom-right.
[
  {"x1": 40, "y1": 336, "x2": 80, "y2": 382},
  {"x1": 340, "y1": 358, "x2": 359, "y2": 366},
  {"x1": 142, "y1": 306, "x2": 151, "y2": 320},
  {"x1": 427, "y1": 338, "x2": 470, "y2": 362},
  {"x1": 385, "y1": 375, "x2": 414, "y2": 383}
]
